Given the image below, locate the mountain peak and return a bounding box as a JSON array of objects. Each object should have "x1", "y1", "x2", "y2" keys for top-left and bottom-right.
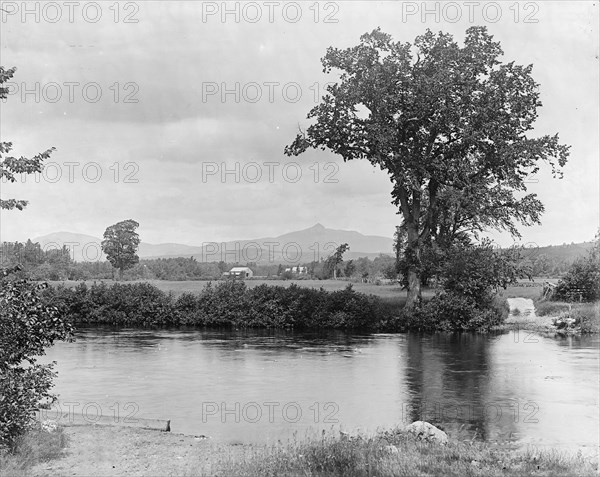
[{"x1": 311, "y1": 223, "x2": 325, "y2": 230}]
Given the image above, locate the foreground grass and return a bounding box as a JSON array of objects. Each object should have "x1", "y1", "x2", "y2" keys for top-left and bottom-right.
[
  {"x1": 204, "y1": 428, "x2": 598, "y2": 477},
  {"x1": 0, "y1": 426, "x2": 68, "y2": 477},
  {"x1": 8, "y1": 423, "x2": 598, "y2": 476}
]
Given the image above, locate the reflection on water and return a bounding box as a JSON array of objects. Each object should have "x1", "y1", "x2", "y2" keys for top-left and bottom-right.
[{"x1": 41, "y1": 328, "x2": 599, "y2": 453}]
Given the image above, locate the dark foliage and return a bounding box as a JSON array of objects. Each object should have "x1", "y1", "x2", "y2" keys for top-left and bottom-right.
[
  {"x1": 0, "y1": 271, "x2": 73, "y2": 448},
  {"x1": 41, "y1": 281, "x2": 387, "y2": 331},
  {"x1": 553, "y1": 239, "x2": 600, "y2": 302}
]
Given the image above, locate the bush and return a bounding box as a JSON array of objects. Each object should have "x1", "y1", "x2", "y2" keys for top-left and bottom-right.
[
  {"x1": 45, "y1": 281, "x2": 178, "y2": 326},
  {"x1": 440, "y1": 241, "x2": 521, "y2": 309},
  {"x1": 553, "y1": 243, "x2": 600, "y2": 302},
  {"x1": 400, "y1": 241, "x2": 519, "y2": 331},
  {"x1": 42, "y1": 281, "x2": 389, "y2": 331},
  {"x1": 405, "y1": 292, "x2": 507, "y2": 332},
  {"x1": 0, "y1": 272, "x2": 73, "y2": 449}
]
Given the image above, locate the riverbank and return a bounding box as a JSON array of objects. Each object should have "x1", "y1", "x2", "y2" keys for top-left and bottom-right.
[
  {"x1": 41, "y1": 279, "x2": 508, "y2": 332},
  {"x1": 16, "y1": 425, "x2": 597, "y2": 477},
  {"x1": 39, "y1": 278, "x2": 597, "y2": 333},
  {"x1": 501, "y1": 297, "x2": 600, "y2": 335}
]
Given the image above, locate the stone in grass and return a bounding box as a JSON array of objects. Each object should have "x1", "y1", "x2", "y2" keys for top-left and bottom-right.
[
  {"x1": 385, "y1": 444, "x2": 400, "y2": 454},
  {"x1": 406, "y1": 421, "x2": 448, "y2": 445},
  {"x1": 41, "y1": 420, "x2": 58, "y2": 433}
]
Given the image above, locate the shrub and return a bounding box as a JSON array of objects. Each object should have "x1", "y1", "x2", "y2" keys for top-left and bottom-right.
[
  {"x1": 0, "y1": 271, "x2": 73, "y2": 449},
  {"x1": 402, "y1": 292, "x2": 508, "y2": 332},
  {"x1": 45, "y1": 282, "x2": 178, "y2": 326},
  {"x1": 553, "y1": 242, "x2": 600, "y2": 302},
  {"x1": 440, "y1": 241, "x2": 521, "y2": 309},
  {"x1": 401, "y1": 241, "x2": 520, "y2": 331},
  {"x1": 42, "y1": 281, "x2": 389, "y2": 331}
]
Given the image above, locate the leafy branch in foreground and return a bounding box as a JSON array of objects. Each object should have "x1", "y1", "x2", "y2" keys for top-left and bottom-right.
[{"x1": 0, "y1": 66, "x2": 55, "y2": 211}]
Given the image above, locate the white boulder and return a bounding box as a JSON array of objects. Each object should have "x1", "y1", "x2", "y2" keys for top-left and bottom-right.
[
  {"x1": 406, "y1": 421, "x2": 448, "y2": 444},
  {"x1": 41, "y1": 420, "x2": 58, "y2": 433}
]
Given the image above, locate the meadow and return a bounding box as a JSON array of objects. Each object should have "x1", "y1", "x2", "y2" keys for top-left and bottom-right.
[{"x1": 48, "y1": 277, "x2": 552, "y2": 303}]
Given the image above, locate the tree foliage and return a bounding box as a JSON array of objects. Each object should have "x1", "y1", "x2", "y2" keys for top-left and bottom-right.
[
  {"x1": 324, "y1": 243, "x2": 349, "y2": 278},
  {"x1": 101, "y1": 219, "x2": 141, "y2": 280},
  {"x1": 0, "y1": 270, "x2": 74, "y2": 448},
  {"x1": 1, "y1": 67, "x2": 55, "y2": 211},
  {"x1": 0, "y1": 65, "x2": 73, "y2": 449},
  {"x1": 553, "y1": 233, "x2": 600, "y2": 302},
  {"x1": 285, "y1": 27, "x2": 569, "y2": 308}
]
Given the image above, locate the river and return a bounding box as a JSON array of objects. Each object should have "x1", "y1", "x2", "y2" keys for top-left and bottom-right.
[{"x1": 40, "y1": 322, "x2": 599, "y2": 454}]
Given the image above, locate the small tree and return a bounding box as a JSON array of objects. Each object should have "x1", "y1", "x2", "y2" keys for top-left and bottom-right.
[
  {"x1": 101, "y1": 220, "x2": 141, "y2": 280},
  {"x1": 344, "y1": 259, "x2": 356, "y2": 278},
  {"x1": 325, "y1": 243, "x2": 349, "y2": 279}
]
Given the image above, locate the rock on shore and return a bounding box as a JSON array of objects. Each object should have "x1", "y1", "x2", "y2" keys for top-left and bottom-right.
[{"x1": 406, "y1": 421, "x2": 449, "y2": 444}]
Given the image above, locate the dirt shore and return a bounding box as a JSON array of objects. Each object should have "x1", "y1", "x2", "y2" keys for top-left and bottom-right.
[
  {"x1": 502, "y1": 297, "x2": 559, "y2": 334},
  {"x1": 30, "y1": 426, "x2": 243, "y2": 477}
]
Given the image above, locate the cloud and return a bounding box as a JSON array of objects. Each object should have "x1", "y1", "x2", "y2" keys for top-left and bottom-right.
[{"x1": 1, "y1": 2, "x2": 598, "y2": 245}]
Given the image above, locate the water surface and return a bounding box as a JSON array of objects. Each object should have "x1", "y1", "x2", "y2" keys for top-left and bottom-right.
[{"x1": 41, "y1": 327, "x2": 599, "y2": 454}]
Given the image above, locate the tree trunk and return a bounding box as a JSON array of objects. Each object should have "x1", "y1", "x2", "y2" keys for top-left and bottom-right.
[
  {"x1": 405, "y1": 222, "x2": 422, "y2": 309},
  {"x1": 406, "y1": 269, "x2": 421, "y2": 308},
  {"x1": 118, "y1": 267, "x2": 123, "y2": 281}
]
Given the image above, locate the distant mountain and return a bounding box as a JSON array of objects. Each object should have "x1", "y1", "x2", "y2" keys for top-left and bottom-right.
[
  {"x1": 182, "y1": 223, "x2": 395, "y2": 264},
  {"x1": 526, "y1": 241, "x2": 595, "y2": 262},
  {"x1": 31, "y1": 224, "x2": 395, "y2": 263},
  {"x1": 33, "y1": 231, "x2": 106, "y2": 262},
  {"x1": 27, "y1": 228, "x2": 596, "y2": 266}
]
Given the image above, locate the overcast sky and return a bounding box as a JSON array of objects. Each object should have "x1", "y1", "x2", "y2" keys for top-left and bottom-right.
[{"x1": 1, "y1": 1, "x2": 598, "y2": 247}]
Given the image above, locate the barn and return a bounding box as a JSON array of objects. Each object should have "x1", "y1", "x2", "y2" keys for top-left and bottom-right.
[{"x1": 227, "y1": 266, "x2": 254, "y2": 278}]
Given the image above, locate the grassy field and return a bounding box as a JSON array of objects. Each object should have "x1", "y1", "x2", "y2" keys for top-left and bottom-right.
[
  {"x1": 50, "y1": 279, "x2": 434, "y2": 304},
  {"x1": 50, "y1": 277, "x2": 554, "y2": 302}
]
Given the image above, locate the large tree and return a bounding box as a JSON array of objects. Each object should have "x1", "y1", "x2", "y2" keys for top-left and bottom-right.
[
  {"x1": 285, "y1": 27, "x2": 569, "y2": 308},
  {"x1": 101, "y1": 219, "x2": 141, "y2": 280}
]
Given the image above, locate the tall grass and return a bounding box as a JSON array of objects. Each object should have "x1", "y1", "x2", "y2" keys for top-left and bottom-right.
[
  {"x1": 200, "y1": 428, "x2": 598, "y2": 477},
  {"x1": 0, "y1": 426, "x2": 68, "y2": 477}
]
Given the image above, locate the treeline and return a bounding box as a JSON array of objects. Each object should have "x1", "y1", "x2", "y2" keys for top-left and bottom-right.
[
  {"x1": 0, "y1": 240, "x2": 397, "y2": 282},
  {"x1": 1, "y1": 239, "x2": 593, "y2": 283}
]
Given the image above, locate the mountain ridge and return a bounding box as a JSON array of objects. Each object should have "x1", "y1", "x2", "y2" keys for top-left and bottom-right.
[
  {"x1": 30, "y1": 225, "x2": 395, "y2": 263},
  {"x1": 25, "y1": 228, "x2": 595, "y2": 264}
]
